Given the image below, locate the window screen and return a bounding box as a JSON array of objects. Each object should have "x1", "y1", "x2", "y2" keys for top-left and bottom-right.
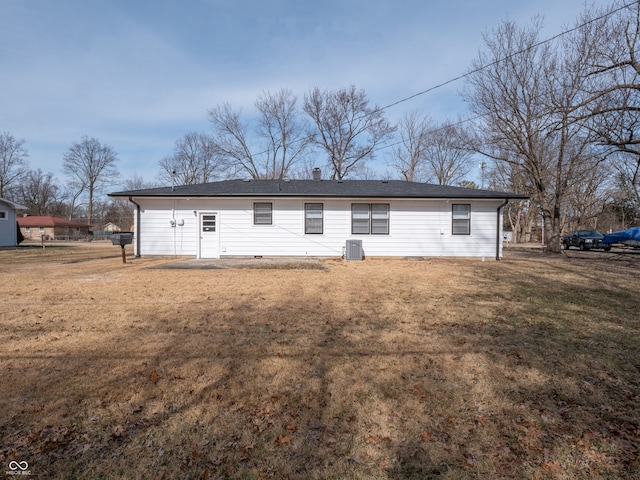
[
  {"x1": 351, "y1": 204, "x2": 389, "y2": 235},
  {"x1": 351, "y1": 204, "x2": 370, "y2": 234},
  {"x1": 305, "y1": 203, "x2": 323, "y2": 234},
  {"x1": 371, "y1": 204, "x2": 389, "y2": 234},
  {"x1": 253, "y1": 202, "x2": 272, "y2": 225},
  {"x1": 452, "y1": 204, "x2": 471, "y2": 235}
]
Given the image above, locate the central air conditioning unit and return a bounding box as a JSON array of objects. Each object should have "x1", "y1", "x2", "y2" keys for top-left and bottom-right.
[{"x1": 345, "y1": 239, "x2": 363, "y2": 260}]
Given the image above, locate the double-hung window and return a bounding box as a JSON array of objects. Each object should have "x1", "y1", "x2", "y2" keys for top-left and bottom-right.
[
  {"x1": 253, "y1": 202, "x2": 272, "y2": 225},
  {"x1": 305, "y1": 203, "x2": 323, "y2": 234},
  {"x1": 452, "y1": 204, "x2": 471, "y2": 235},
  {"x1": 351, "y1": 203, "x2": 389, "y2": 235}
]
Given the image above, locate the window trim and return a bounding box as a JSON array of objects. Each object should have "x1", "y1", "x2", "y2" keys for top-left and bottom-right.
[
  {"x1": 0, "y1": 210, "x2": 6, "y2": 220},
  {"x1": 452, "y1": 204, "x2": 471, "y2": 235},
  {"x1": 304, "y1": 203, "x2": 323, "y2": 234},
  {"x1": 253, "y1": 202, "x2": 273, "y2": 225},
  {"x1": 351, "y1": 203, "x2": 390, "y2": 235}
]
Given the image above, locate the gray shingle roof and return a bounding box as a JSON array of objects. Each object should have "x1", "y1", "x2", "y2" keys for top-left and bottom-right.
[{"x1": 109, "y1": 179, "x2": 527, "y2": 200}]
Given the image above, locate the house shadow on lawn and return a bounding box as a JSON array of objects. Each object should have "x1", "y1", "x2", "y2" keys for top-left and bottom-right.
[
  {"x1": 420, "y1": 256, "x2": 640, "y2": 479},
  {"x1": 1, "y1": 255, "x2": 639, "y2": 479}
]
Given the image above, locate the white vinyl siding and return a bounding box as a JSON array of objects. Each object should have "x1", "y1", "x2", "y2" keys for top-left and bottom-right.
[{"x1": 133, "y1": 197, "x2": 504, "y2": 258}]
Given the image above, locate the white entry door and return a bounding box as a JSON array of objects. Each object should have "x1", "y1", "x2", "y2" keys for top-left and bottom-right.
[{"x1": 199, "y1": 212, "x2": 219, "y2": 259}]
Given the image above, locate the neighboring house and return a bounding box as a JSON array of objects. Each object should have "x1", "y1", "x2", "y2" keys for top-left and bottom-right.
[
  {"x1": 0, "y1": 197, "x2": 28, "y2": 247},
  {"x1": 17, "y1": 216, "x2": 91, "y2": 241},
  {"x1": 109, "y1": 177, "x2": 527, "y2": 260},
  {"x1": 102, "y1": 222, "x2": 122, "y2": 233}
]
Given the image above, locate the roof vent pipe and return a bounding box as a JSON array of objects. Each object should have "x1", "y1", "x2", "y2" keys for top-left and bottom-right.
[{"x1": 312, "y1": 168, "x2": 321, "y2": 181}]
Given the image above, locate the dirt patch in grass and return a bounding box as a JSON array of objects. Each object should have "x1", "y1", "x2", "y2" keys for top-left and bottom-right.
[{"x1": 1, "y1": 246, "x2": 638, "y2": 479}]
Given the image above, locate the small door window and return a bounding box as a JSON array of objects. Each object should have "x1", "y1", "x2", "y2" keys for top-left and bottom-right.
[{"x1": 202, "y1": 214, "x2": 216, "y2": 232}]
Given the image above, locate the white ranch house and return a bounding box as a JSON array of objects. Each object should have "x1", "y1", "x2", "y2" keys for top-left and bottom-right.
[{"x1": 109, "y1": 178, "x2": 526, "y2": 260}]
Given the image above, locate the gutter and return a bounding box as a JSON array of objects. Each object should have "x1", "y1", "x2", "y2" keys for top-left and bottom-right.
[
  {"x1": 496, "y1": 199, "x2": 509, "y2": 261},
  {"x1": 129, "y1": 196, "x2": 141, "y2": 258}
]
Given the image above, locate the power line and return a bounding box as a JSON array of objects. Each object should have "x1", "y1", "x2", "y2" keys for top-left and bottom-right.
[
  {"x1": 369, "y1": 0, "x2": 637, "y2": 158},
  {"x1": 376, "y1": 1, "x2": 636, "y2": 114},
  {"x1": 209, "y1": 1, "x2": 636, "y2": 176}
]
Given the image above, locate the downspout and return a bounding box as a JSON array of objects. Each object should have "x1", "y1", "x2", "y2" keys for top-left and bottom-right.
[
  {"x1": 129, "y1": 196, "x2": 141, "y2": 258},
  {"x1": 496, "y1": 199, "x2": 509, "y2": 261}
]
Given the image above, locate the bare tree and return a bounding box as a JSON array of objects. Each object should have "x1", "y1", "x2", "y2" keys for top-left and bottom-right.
[
  {"x1": 390, "y1": 111, "x2": 432, "y2": 182},
  {"x1": 104, "y1": 175, "x2": 158, "y2": 231},
  {"x1": 158, "y1": 132, "x2": 223, "y2": 186},
  {"x1": 612, "y1": 152, "x2": 640, "y2": 207},
  {"x1": 14, "y1": 169, "x2": 63, "y2": 216},
  {"x1": 570, "y1": 1, "x2": 640, "y2": 210},
  {"x1": 303, "y1": 85, "x2": 395, "y2": 180},
  {"x1": 464, "y1": 18, "x2": 603, "y2": 252},
  {"x1": 208, "y1": 89, "x2": 309, "y2": 179},
  {"x1": 487, "y1": 160, "x2": 535, "y2": 243},
  {"x1": 255, "y1": 88, "x2": 311, "y2": 179},
  {"x1": 123, "y1": 174, "x2": 158, "y2": 191},
  {"x1": 0, "y1": 131, "x2": 29, "y2": 199},
  {"x1": 208, "y1": 103, "x2": 256, "y2": 178},
  {"x1": 62, "y1": 136, "x2": 120, "y2": 226},
  {"x1": 423, "y1": 121, "x2": 474, "y2": 186}
]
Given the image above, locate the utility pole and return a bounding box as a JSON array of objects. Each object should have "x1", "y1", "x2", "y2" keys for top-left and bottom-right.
[{"x1": 480, "y1": 162, "x2": 487, "y2": 189}]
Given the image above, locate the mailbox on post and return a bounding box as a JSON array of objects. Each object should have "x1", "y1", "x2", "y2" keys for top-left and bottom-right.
[{"x1": 110, "y1": 233, "x2": 133, "y2": 263}]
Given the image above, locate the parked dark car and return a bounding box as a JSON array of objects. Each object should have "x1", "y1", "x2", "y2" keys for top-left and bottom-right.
[{"x1": 562, "y1": 230, "x2": 611, "y2": 251}]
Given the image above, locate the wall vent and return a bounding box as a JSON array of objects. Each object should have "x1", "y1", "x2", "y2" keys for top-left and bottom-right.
[{"x1": 345, "y1": 239, "x2": 363, "y2": 260}]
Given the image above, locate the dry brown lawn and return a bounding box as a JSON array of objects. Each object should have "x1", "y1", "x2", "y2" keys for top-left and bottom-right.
[{"x1": 1, "y1": 244, "x2": 639, "y2": 479}]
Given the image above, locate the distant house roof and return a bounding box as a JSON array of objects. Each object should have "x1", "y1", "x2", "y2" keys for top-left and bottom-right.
[
  {"x1": 0, "y1": 197, "x2": 28, "y2": 210},
  {"x1": 17, "y1": 216, "x2": 90, "y2": 228},
  {"x1": 110, "y1": 179, "x2": 528, "y2": 200}
]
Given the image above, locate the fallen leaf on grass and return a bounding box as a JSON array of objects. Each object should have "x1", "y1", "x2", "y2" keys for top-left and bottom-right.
[
  {"x1": 365, "y1": 435, "x2": 392, "y2": 444},
  {"x1": 150, "y1": 370, "x2": 158, "y2": 384},
  {"x1": 543, "y1": 461, "x2": 563, "y2": 474},
  {"x1": 420, "y1": 431, "x2": 434, "y2": 442},
  {"x1": 286, "y1": 423, "x2": 298, "y2": 433},
  {"x1": 239, "y1": 442, "x2": 255, "y2": 452},
  {"x1": 276, "y1": 434, "x2": 291, "y2": 445}
]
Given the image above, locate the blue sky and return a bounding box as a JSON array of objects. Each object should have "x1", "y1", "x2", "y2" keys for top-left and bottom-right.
[{"x1": 1, "y1": 0, "x2": 591, "y2": 187}]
